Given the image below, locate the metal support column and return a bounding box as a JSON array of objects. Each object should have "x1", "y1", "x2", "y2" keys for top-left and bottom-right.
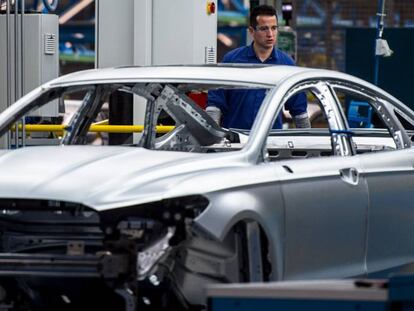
[
  {"x1": 5, "y1": 0, "x2": 12, "y2": 149},
  {"x1": 2, "y1": 0, "x2": 26, "y2": 149},
  {"x1": 21, "y1": 0, "x2": 26, "y2": 147},
  {"x1": 14, "y1": 0, "x2": 20, "y2": 148}
]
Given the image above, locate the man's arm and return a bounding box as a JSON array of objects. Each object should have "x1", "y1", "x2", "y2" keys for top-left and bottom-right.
[
  {"x1": 206, "y1": 89, "x2": 227, "y2": 126},
  {"x1": 206, "y1": 51, "x2": 238, "y2": 126},
  {"x1": 286, "y1": 92, "x2": 311, "y2": 128},
  {"x1": 277, "y1": 51, "x2": 311, "y2": 128}
]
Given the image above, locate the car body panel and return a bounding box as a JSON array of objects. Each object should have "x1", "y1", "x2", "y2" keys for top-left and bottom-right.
[
  {"x1": 358, "y1": 148, "x2": 414, "y2": 274},
  {"x1": 0, "y1": 146, "x2": 248, "y2": 208},
  {"x1": 279, "y1": 156, "x2": 368, "y2": 280}
]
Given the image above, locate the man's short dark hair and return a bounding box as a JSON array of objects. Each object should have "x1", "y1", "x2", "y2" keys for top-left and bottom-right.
[{"x1": 249, "y1": 4, "x2": 277, "y2": 28}]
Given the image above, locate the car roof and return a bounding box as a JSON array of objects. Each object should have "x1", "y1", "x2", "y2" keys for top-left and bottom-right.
[
  {"x1": 44, "y1": 64, "x2": 406, "y2": 112},
  {"x1": 47, "y1": 64, "x2": 320, "y2": 88}
]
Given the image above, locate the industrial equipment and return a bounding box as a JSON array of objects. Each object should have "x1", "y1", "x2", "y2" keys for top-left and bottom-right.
[
  {"x1": 0, "y1": 9, "x2": 59, "y2": 149},
  {"x1": 96, "y1": 0, "x2": 217, "y2": 67},
  {"x1": 95, "y1": 0, "x2": 217, "y2": 144},
  {"x1": 208, "y1": 275, "x2": 414, "y2": 311},
  {"x1": 0, "y1": 14, "x2": 59, "y2": 115}
]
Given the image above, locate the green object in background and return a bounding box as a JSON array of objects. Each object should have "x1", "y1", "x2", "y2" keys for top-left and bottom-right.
[
  {"x1": 59, "y1": 54, "x2": 95, "y2": 64},
  {"x1": 218, "y1": 14, "x2": 247, "y2": 26},
  {"x1": 278, "y1": 27, "x2": 297, "y2": 60}
]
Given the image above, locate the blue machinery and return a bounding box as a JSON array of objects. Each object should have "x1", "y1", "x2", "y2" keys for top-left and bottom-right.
[
  {"x1": 208, "y1": 274, "x2": 414, "y2": 311},
  {"x1": 348, "y1": 101, "x2": 373, "y2": 128},
  {"x1": 36, "y1": 0, "x2": 59, "y2": 12}
]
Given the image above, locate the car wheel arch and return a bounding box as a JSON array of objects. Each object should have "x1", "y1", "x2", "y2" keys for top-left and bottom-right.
[
  {"x1": 220, "y1": 217, "x2": 280, "y2": 282},
  {"x1": 195, "y1": 191, "x2": 285, "y2": 280},
  {"x1": 199, "y1": 208, "x2": 282, "y2": 282}
]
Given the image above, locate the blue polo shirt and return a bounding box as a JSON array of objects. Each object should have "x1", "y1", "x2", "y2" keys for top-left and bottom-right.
[{"x1": 207, "y1": 44, "x2": 307, "y2": 129}]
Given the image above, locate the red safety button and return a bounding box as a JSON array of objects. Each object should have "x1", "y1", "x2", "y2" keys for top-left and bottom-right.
[{"x1": 207, "y1": 1, "x2": 216, "y2": 15}]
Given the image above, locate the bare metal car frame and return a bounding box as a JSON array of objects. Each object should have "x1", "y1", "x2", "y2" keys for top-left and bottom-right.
[{"x1": 0, "y1": 65, "x2": 413, "y2": 310}]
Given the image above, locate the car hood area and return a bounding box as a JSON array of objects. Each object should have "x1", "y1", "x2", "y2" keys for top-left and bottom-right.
[{"x1": 0, "y1": 146, "x2": 245, "y2": 211}]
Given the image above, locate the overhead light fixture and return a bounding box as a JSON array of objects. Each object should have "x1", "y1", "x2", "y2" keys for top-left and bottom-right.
[
  {"x1": 72, "y1": 32, "x2": 85, "y2": 39},
  {"x1": 59, "y1": 0, "x2": 94, "y2": 24},
  {"x1": 217, "y1": 33, "x2": 233, "y2": 47}
]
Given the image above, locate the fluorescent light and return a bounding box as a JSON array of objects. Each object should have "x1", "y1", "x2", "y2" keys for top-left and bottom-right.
[
  {"x1": 59, "y1": 0, "x2": 94, "y2": 24},
  {"x1": 218, "y1": 33, "x2": 233, "y2": 47}
]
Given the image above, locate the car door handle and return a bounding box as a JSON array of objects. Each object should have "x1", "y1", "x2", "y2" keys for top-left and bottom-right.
[{"x1": 339, "y1": 167, "x2": 360, "y2": 185}]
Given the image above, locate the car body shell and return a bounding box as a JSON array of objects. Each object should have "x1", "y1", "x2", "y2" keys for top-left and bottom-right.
[{"x1": 0, "y1": 65, "x2": 414, "y2": 308}]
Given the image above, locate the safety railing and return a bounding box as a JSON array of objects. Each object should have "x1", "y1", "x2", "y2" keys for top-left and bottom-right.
[{"x1": 11, "y1": 124, "x2": 175, "y2": 135}]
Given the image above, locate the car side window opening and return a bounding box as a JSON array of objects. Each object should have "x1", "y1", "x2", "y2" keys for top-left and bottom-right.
[
  {"x1": 283, "y1": 91, "x2": 329, "y2": 129},
  {"x1": 395, "y1": 110, "x2": 414, "y2": 132},
  {"x1": 330, "y1": 85, "x2": 412, "y2": 151},
  {"x1": 332, "y1": 88, "x2": 387, "y2": 130},
  {"x1": 2, "y1": 88, "x2": 93, "y2": 148},
  {"x1": 81, "y1": 85, "x2": 148, "y2": 146},
  {"x1": 263, "y1": 82, "x2": 353, "y2": 162},
  {"x1": 383, "y1": 100, "x2": 414, "y2": 143}
]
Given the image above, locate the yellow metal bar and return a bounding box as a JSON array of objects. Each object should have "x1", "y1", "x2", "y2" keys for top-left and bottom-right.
[
  {"x1": 22, "y1": 124, "x2": 65, "y2": 132},
  {"x1": 93, "y1": 119, "x2": 109, "y2": 126},
  {"x1": 11, "y1": 124, "x2": 174, "y2": 134},
  {"x1": 90, "y1": 124, "x2": 145, "y2": 133}
]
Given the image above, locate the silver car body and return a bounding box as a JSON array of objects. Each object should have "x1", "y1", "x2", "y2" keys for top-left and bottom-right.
[{"x1": 0, "y1": 65, "x2": 413, "y2": 309}]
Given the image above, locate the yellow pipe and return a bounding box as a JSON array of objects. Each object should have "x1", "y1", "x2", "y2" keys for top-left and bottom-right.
[
  {"x1": 93, "y1": 119, "x2": 109, "y2": 126},
  {"x1": 11, "y1": 124, "x2": 174, "y2": 134},
  {"x1": 89, "y1": 125, "x2": 175, "y2": 134},
  {"x1": 91, "y1": 124, "x2": 144, "y2": 133}
]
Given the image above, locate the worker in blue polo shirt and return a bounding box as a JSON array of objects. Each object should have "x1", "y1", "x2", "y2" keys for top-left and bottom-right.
[{"x1": 207, "y1": 4, "x2": 310, "y2": 129}]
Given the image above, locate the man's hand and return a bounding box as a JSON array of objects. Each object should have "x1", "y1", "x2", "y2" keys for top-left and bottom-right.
[
  {"x1": 293, "y1": 112, "x2": 311, "y2": 128},
  {"x1": 206, "y1": 106, "x2": 222, "y2": 126}
]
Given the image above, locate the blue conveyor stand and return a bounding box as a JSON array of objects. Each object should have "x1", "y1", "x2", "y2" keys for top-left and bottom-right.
[{"x1": 207, "y1": 275, "x2": 414, "y2": 311}]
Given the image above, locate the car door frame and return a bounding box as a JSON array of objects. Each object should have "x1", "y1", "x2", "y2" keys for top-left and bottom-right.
[
  {"x1": 251, "y1": 77, "x2": 370, "y2": 280},
  {"x1": 328, "y1": 80, "x2": 414, "y2": 277}
]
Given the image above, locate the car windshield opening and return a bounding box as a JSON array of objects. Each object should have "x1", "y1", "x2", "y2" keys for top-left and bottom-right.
[{"x1": 0, "y1": 82, "x2": 272, "y2": 154}]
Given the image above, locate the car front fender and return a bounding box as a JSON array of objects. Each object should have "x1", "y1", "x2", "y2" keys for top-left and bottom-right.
[{"x1": 194, "y1": 182, "x2": 285, "y2": 280}]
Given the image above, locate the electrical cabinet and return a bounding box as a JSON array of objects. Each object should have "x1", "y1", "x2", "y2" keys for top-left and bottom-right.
[
  {"x1": 96, "y1": 0, "x2": 217, "y2": 67},
  {"x1": 151, "y1": 0, "x2": 217, "y2": 65},
  {"x1": 0, "y1": 14, "x2": 59, "y2": 116}
]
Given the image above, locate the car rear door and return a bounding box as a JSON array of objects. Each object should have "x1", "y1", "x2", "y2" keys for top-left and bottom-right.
[
  {"x1": 267, "y1": 81, "x2": 369, "y2": 280},
  {"x1": 327, "y1": 83, "x2": 414, "y2": 276},
  {"x1": 328, "y1": 80, "x2": 414, "y2": 278},
  {"x1": 359, "y1": 148, "x2": 414, "y2": 276},
  {"x1": 348, "y1": 95, "x2": 414, "y2": 276}
]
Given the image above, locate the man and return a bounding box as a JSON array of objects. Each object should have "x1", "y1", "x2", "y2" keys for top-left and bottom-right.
[{"x1": 207, "y1": 5, "x2": 310, "y2": 129}]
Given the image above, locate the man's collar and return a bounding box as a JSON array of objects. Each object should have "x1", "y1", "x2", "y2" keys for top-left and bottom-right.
[
  {"x1": 248, "y1": 43, "x2": 278, "y2": 61},
  {"x1": 247, "y1": 43, "x2": 256, "y2": 58},
  {"x1": 269, "y1": 46, "x2": 278, "y2": 60}
]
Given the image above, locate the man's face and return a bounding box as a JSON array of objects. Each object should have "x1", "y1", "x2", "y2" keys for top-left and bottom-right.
[{"x1": 249, "y1": 15, "x2": 278, "y2": 50}]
